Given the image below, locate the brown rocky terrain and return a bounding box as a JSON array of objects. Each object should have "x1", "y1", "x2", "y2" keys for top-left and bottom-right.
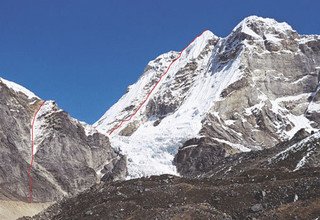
[{"x1": 21, "y1": 168, "x2": 320, "y2": 220}]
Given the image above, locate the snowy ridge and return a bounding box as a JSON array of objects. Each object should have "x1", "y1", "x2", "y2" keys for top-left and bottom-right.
[
  {"x1": 226, "y1": 15, "x2": 296, "y2": 53},
  {"x1": 94, "y1": 31, "x2": 218, "y2": 135},
  {"x1": 34, "y1": 101, "x2": 100, "y2": 151},
  {"x1": 0, "y1": 77, "x2": 39, "y2": 100},
  {"x1": 93, "y1": 50, "x2": 180, "y2": 134}
]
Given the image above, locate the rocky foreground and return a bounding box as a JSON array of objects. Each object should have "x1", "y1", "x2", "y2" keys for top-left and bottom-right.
[{"x1": 21, "y1": 169, "x2": 320, "y2": 220}]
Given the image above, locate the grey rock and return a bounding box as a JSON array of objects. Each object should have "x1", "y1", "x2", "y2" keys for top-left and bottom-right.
[
  {"x1": 174, "y1": 17, "x2": 320, "y2": 176},
  {"x1": 84, "y1": 210, "x2": 93, "y2": 216},
  {"x1": 0, "y1": 79, "x2": 127, "y2": 202},
  {"x1": 251, "y1": 203, "x2": 263, "y2": 212}
]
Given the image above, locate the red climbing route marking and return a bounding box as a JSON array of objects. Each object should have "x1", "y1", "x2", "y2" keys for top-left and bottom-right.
[
  {"x1": 28, "y1": 100, "x2": 45, "y2": 203},
  {"x1": 108, "y1": 30, "x2": 209, "y2": 135}
]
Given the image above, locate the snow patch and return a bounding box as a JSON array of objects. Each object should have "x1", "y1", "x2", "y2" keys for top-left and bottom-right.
[
  {"x1": 264, "y1": 33, "x2": 282, "y2": 43},
  {"x1": 308, "y1": 102, "x2": 320, "y2": 112},
  {"x1": 270, "y1": 132, "x2": 320, "y2": 165},
  {"x1": 299, "y1": 35, "x2": 319, "y2": 44},
  {"x1": 270, "y1": 93, "x2": 316, "y2": 139},
  {"x1": 285, "y1": 114, "x2": 315, "y2": 139},
  {"x1": 79, "y1": 121, "x2": 99, "y2": 136},
  {"x1": 213, "y1": 138, "x2": 251, "y2": 152},
  {"x1": 33, "y1": 101, "x2": 61, "y2": 155},
  {"x1": 225, "y1": 120, "x2": 236, "y2": 126},
  {"x1": 0, "y1": 77, "x2": 39, "y2": 99},
  {"x1": 294, "y1": 150, "x2": 313, "y2": 171}
]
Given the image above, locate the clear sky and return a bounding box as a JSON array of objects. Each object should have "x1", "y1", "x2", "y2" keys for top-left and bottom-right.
[{"x1": 1, "y1": 0, "x2": 319, "y2": 123}]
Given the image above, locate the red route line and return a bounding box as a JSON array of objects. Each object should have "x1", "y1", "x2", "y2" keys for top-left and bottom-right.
[
  {"x1": 108, "y1": 30, "x2": 209, "y2": 135},
  {"x1": 27, "y1": 100, "x2": 46, "y2": 203}
]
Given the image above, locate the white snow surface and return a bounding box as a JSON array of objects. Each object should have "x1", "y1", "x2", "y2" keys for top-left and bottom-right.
[
  {"x1": 299, "y1": 35, "x2": 320, "y2": 44},
  {"x1": 93, "y1": 50, "x2": 180, "y2": 133},
  {"x1": 308, "y1": 102, "x2": 320, "y2": 112},
  {"x1": 0, "y1": 77, "x2": 39, "y2": 99},
  {"x1": 213, "y1": 138, "x2": 251, "y2": 152},
  {"x1": 95, "y1": 29, "x2": 247, "y2": 178}
]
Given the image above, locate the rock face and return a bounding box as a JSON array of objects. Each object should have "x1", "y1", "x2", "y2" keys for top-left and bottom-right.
[
  {"x1": 94, "y1": 16, "x2": 320, "y2": 178},
  {"x1": 0, "y1": 78, "x2": 127, "y2": 202},
  {"x1": 181, "y1": 129, "x2": 320, "y2": 178},
  {"x1": 174, "y1": 17, "x2": 320, "y2": 176}
]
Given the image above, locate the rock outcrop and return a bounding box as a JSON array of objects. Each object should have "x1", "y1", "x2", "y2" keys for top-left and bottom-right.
[{"x1": 0, "y1": 78, "x2": 127, "y2": 202}]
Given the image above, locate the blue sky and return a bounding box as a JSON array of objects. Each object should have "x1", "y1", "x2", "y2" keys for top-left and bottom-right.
[{"x1": 1, "y1": 0, "x2": 319, "y2": 123}]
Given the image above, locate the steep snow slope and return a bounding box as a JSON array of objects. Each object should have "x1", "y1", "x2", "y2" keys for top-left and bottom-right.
[
  {"x1": 95, "y1": 30, "x2": 223, "y2": 177},
  {"x1": 95, "y1": 16, "x2": 320, "y2": 178},
  {"x1": 94, "y1": 30, "x2": 217, "y2": 134}
]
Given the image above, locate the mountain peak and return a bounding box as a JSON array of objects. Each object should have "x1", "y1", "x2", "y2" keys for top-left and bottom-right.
[
  {"x1": 231, "y1": 15, "x2": 295, "y2": 40},
  {"x1": 94, "y1": 17, "x2": 320, "y2": 178},
  {"x1": 180, "y1": 29, "x2": 218, "y2": 60},
  {"x1": 201, "y1": 29, "x2": 217, "y2": 39}
]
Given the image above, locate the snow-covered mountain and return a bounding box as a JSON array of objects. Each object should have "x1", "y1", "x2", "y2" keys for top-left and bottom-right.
[
  {"x1": 0, "y1": 77, "x2": 126, "y2": 202},
  {"x1": 94, "y1": 16, "x2": 320, "y2": 178},
  {"x1": 2, "y1": 15, "x2": 320, "y2": 219}
]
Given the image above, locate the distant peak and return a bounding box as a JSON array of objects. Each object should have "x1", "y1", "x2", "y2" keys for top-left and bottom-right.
[
  {"x1": 193, "y1": 30, "x2": 219, "y2": 44},
  {"x1": 231, "y1": 15, "x2": 295, "y2": 39},
  {"x1": 179, "y1": 29, "x2": 219, "y2": 60},
  {"x1": 238, "y1": 15, "x2": 293, "y2": 30},
  {"x1": 201, "y1": 29, "x2": 218, "y2": 39}
]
